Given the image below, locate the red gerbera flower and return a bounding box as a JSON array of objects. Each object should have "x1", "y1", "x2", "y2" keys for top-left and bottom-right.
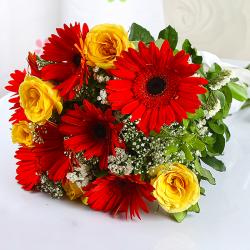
[
  {"x1": 106, "y1": 41, "x2": 208, "y2": 135},
  {"x1": 15, "y1": 123, "x2": 72, "y2": 191},
  {"x1": 84, "y1": 174, "x2": 155, "y2": 219},
  {"x1": 5, "y1": 70, "x2": 28, "y2": 124},
  {"x1": 60, "y1": 100, "x2": 124, "y2": 169},
  {"x1": 41, "y1": 23, "x2": 89, "y2": 100}
]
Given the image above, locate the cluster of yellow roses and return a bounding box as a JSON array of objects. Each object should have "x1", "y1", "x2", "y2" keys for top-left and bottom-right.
[
  {"x1": 11, "y1": 23, "x2": 201, "y2": 216},
  {"x1": 12, "y1": 76, "x2": 62, "y2": 147}
]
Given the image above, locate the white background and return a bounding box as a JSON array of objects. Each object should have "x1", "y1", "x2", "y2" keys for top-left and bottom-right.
[{"x1": 0, "y1": 1, "x2": 250, "y2": 249}]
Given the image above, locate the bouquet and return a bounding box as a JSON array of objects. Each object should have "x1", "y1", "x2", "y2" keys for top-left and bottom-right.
[{"x1": 6, "y1": 23, "x2": 248, "y2": 222}]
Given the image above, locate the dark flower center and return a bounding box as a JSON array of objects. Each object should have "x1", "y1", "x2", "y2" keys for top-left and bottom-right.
[
  {"x1": 94, "y1": 123, "x2": 107, "y2": 138},
  {"x1": 72, "y1": 54, "x2": 82, "y2": 66},
  {"x1": 146, "y1": 77, "x2": 167, "y2": 95}
]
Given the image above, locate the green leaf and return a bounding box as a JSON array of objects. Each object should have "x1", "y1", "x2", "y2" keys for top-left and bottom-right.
[
  {"x1": 203, "y1": 136, "x2": 216, "y2": 145},
  {"x1": 165, "y1": 144, "x2": 179, "y2": 155},
  {"x1": 182, "y1": 119, "x2": 189, "y2": 128},
  {"x1": 214, "y1": 134, "x2": 225, "y2": 154},
  {"x1": 212, "y1": 63, "x2": 222, "y2": 72},
  {"x1": 158, "y1": 25, "x2": 178, "y2": 50},
  {"x1": 188, "y1": 203, "x2": 200, "y2": 213},
  {"x1": 201, "y1": 156, "x2": 226, "y2": 172},
  {"x1": 213, "y1": 110, "x2": 224, "y2": 120},
  {"x1": 182, "y1": 133, "x2": 195, "y2": 143},
  {"x1": 188, "y1": 108, "x2": 204, "y2": 120},
  {"x1": 214, "y1": 91, "x2": 226, "y2": 109},
  {"x1": 182, "y1": 39, "x2": 202, "y2": 64},
  {"x1": 172, "y1": 211, "x2": 187, "y2": 223},
  {"x1": 199, "y1": 94, "x2": 207, "y2": 104},
  {"x1": 182, "y1": 39, "x2": 192, "y2": 52},
  {"x1": 182, "y1": 134, "x2": 206, "y2": 151},
  {"x1": 192, "y1": 55, "x2": 203, "y2": 64},
  {"x1": 190, "y1": 137, "x2": 206, "y2": 151},
  {"x1": 181, "y1": 144, "x2": 194, "y2": 161},
  {"x1": 228, "y1": 82, "x2": 248, "y2": 102},
  {"x1": 208, "y1": 121, "x2": 225, "y2": 134},
  {"x1": 221, "y1": 86, "x2": 233, "y2": 105},
  {"x1": 194, "y1": 159, "x2": 216, "y2": 185},
  {"x1": 200, "y1": 186, "x2": 206, "y2": 195},
  {"x1": 129, "y1": 23, "x2": 154, "y2": 44},
  {"x1": 94, "y1": 170, "x2": 108, "y2": 178},
  {"x1": 224, "y1": 123, "x2": 231, "y2": 141},
  {"x1": 241, "y1": 98, "x2": 250, "y2": 110}
]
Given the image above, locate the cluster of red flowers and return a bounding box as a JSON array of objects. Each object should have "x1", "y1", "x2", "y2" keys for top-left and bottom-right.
[{"x1": 6, "y1": 23, "x2": 207, "y2": 219}]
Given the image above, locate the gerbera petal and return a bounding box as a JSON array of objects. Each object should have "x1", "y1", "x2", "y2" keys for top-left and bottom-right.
[
  {"x1": 121, "y1": 100, "x2": 140, "y2": 115},
  {"x1": 127, "y1": 47, "x2": 147, "y2": 67},
  {"x1": 171, "y1": 100, "x2": 188, "y2": 122},
  {"x1": 165, "y1": 105, "x2": 176, "y2": 125},
  {"x1": 130, "y1": 104, "x2": 146, "y2": 122},
  {"x1": 110, "y1": 68, "x2": 136, "y2": 80},
  {"x1": 148, "y1": 108, "x2": 158, "y2": 132},
  {"x1": 41, "y1": 63, "x2": 75, "y2": 82},
  {"x1": 180, "y1": 77, "x2": 208, "y2": 85},
  {"x1": 138, "y1": 110, "x2": 152, "y2": 135},
  {"x1": 114, "y1": 56, "x2": 140, "y2": 72},
  {"x1": 178, "y1": 84, "x2": 207, "y2": 94},
  {"x1": 138, "y1": 42, "x2": 151, "y2": 63},
  {"x1": 106, "y1": 79, "x2": 133, "y2": 91}
]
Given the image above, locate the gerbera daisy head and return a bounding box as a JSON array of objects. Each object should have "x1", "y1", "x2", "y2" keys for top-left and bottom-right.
[
  {"x1": 106, "y1": 40, "x2": 208, "y2": 135},
  {"x1": 59, "y1": 100, "x2": 124, "y2": 169},
  {"x1": 41, "y1": 23, "x2": 89, "y2": 100},
  {"x1": 84, "y1": 174, "x2": 155, "y2": 219},
  {"x1": 15, "y1": 122, "x2": 72, "y2": 190},
  {"x1": 5, "y1": 69, "x2": 27, "y2": 124}
]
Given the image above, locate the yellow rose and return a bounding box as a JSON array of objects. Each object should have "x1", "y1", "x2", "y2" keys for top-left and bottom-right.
[
  {"x1": 19, "y1": 76, "x2": 62, "y2": 123},
  {"x1": 63, "y1": 181, "x2": 84, "y2": 200},
  {"x1": 84, "y1": 23, "x2": 133, "y2": 69},
  {"x1": 151, "y1": 163, "x2": 200, "y2": 213},
  {"x1": 12, "y1": 121, "x2": 33, "y2": 147}
]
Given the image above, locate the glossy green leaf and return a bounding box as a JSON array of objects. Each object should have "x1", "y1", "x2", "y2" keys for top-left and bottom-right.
[
  {"x1": 228, "y1": 82, "x2": 248, "y2": 102},
  {"x1": 172, "y1": 211, "x2": 187, "y2": 223},
  {"x1": 165, "y1": 144, "x2": 179, "y2": 155},
  {"x1": 241, "y1": 98, "x2": 250, "y2": 110},
  {"x1": 181, "y1": 144, "x2": 194, "y2": 161},
  {"x1": 158, "y1": 25, "x2": 178, "y2": 50},
  {"x1": 129, "y1": 23, "x2": 154, "y2": 44},
  {"x1": 201, "y1": 156, "x2": 226, "y2": 172},
  {"x1": 200, "y1": 187, "x2": 206, "y2": 195},
  {"x1": 188, "y1": 203, "x2": 200, "y2": 213},
  {"x1": 194, "y1": 159, "x2": 216, "y2": 185},
  {"x1": 214, "y1": 134, "x2": 225, "y2": 154},
  {"x1": 182, "y1": 39, "x2": 202, "y2": 64},
  {"x1": 208, "y1": 121, "x2": 225, "y2": 134},
  {"x1": 214, "y1": 90, "x2": 226, "y2": 109}
]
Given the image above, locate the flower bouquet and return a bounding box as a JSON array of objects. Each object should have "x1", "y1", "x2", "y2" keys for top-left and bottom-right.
[{"x1": 6, "y1": 23, "x2": 248, "y2": 222}]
